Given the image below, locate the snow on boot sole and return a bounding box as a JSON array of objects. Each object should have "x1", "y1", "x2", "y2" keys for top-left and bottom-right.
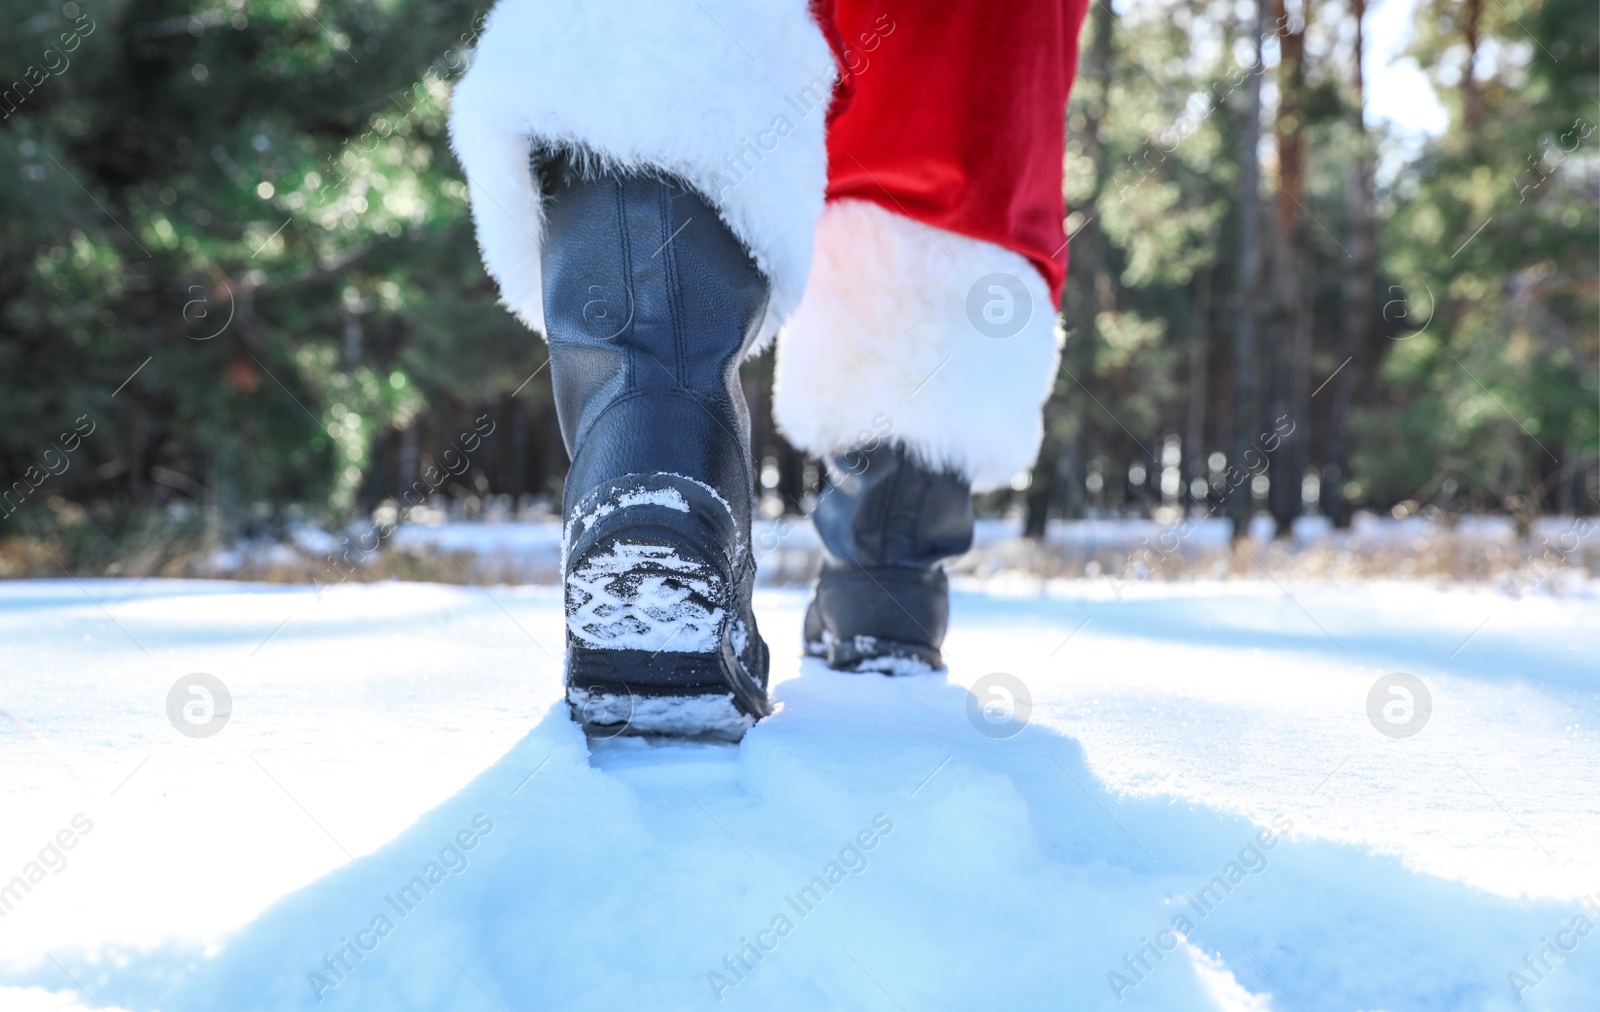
[
  {"x1": 563, "y1": 474, "x2": 769, "y2": 738},
  {"x1": 802, "y1": 591, "x2": 944, "y2": 674}
]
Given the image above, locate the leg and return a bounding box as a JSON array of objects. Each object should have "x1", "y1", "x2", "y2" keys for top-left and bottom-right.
[
  {"x1": 449, "y1": 0, "x2": 835, "y2": 735},
  {"x1": 780, "y1": 0, "x2": 1091, "y2": 671}
]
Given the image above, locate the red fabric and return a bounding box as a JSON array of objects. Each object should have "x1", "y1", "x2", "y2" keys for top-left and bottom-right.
[{"x1": 817, "y1": 0, "x2": 1091, "y2": 301}]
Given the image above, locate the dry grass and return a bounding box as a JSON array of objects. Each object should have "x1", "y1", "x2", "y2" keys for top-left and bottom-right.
[
  {"x1": 953, "y1": 529, "x2": 1599, "y2": 592},
  {"x1": 3, "y1": 512, "x2": 1594, "y2": 595}
]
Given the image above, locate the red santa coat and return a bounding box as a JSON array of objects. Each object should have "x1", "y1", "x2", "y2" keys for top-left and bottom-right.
[{"x1": 817, "y1": 0, "x2": 1090, "y2": 301}]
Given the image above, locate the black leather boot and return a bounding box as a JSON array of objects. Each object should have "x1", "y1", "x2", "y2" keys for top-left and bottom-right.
[
  {"x1": 802, "y1": 445, "x2": 974, "y2": 673},
  {"x1": 538, "y1": 150, "x2": 770, "y2": 738}
]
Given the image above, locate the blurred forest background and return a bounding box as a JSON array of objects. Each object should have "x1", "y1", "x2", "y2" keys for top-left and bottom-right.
[{"x1": 0, "y1": 0, "x2": 1595, "y2": 576}]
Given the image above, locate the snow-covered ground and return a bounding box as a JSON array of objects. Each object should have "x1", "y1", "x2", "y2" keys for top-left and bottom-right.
[{"x1": 0, "y1": 576, "x2": 1596, "y2": 1010}]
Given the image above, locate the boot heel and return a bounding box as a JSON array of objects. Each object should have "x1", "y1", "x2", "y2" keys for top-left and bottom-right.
[{"x1": 563, "y1": 474, "x2": 769, "y2": 737}]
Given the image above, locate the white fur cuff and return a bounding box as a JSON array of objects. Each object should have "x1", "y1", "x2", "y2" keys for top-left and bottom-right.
[
  {"x1": 773, "y1": 200, "x2": 1063, "y2": 491},
  {"x1": 447, "y1": 0, "x2": 835, "y2": 348}
]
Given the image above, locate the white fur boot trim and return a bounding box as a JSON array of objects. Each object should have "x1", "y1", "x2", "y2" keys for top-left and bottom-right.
[
  {"x1": 447, "y1": 0, "x2": 835, "y2": 350},
  {"x1": 774, "y1": 199, "x2": 1064, "y2": 491}
]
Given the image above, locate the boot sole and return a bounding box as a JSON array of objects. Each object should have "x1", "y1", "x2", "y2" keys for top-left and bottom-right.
[
  {"x1": 812, "y1": 630, "x2": 944, "y2": 675},
  {"x1": 567, "y1": 621, "x2": 770, "y2": 739},
  {"x1": 568, "y1": 684, "x2": 756, "y2": 741},
  {"x1": 563, "y1": 474, "x2": 770, "y2": 739},
  {"x1": 801, "y1": 566, "x2": 948, "y2": 676}
]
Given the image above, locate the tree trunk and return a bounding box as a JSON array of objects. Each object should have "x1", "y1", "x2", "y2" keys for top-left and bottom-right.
[
  {"x1": 1327, "y1": 0, "x2": 1372, "y2": 529},
  {"x1": 1229, "y1": 0, "x2": 1267, "y2": 538},
  {"x1": 778, "y1": 439, "x2": 808, "y2": 514},
  {"x1": 1053, "y1": 0, "x2": 1119, "y2": 524},
  {"x1": 397, "y1": 421, "x2": 419, "y2": 496},
  {"x1": 126, "y1": 394, "x2": 152, "y2": 508},
  {"x1": 509, "y1": 397, "x2": 528, "y2": 500},
  {"x1": 1185, "y1": 265, "x2": 1211, "y2": 512},
  {"x1": 1268, "y1": 0, "x2": 1312, "y2": 535},
  {"x1": 1024, "y1": 366, "x2": 1060, "y2": 536},
  {"x1": 1023, "y1": 431, "x2": 1058, "y2": 538},
  {"x1": 1461, "y1": 0, "x2": 1484, "y2": 131}
]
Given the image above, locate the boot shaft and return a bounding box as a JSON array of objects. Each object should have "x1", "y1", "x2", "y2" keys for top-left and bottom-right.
[
  {"x1": 536, "y1": 151, "x2": 768, "y2": 531},
  {"x1": 537, "y1": 150, "x2": 773, "y2": 734},
  {"x1": 814, "y1": 444, "x2": 975, "y2": 571}
]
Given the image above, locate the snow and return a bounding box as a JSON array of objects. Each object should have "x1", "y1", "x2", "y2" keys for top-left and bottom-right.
[
  {"x1": 391, "y1": 517, "x2": 565, "y2": 557},
  {"x1": 566, "y1": 540, "x2": 725, "y2": 652},
  {"x1": 567, "y1": 686, "x2": 753, "y2": 739},
  {"x1": 1, "y1": 575, "x2": 1596, "y2": 1010}
]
